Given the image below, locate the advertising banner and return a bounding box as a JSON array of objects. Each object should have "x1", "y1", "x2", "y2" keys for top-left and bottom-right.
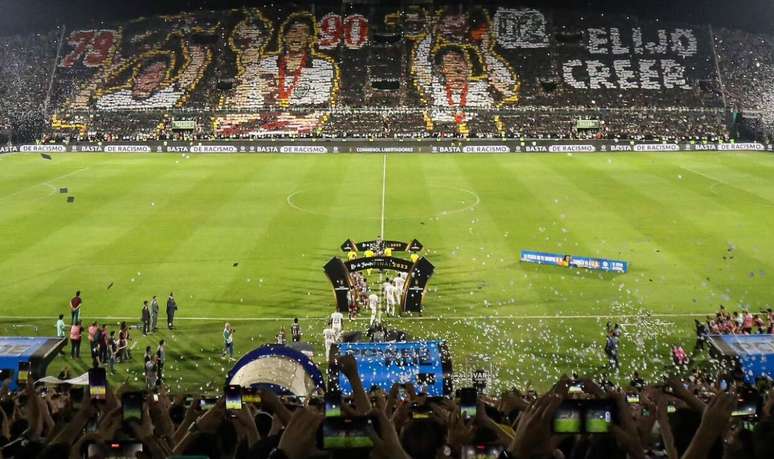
[
  {"x1": 520, "y1": 250, "x2": 628, "y2": 273},
  {"x1": 708, "y1": 334, "x2": 774, "y2": 384},
  {"x1": 14, "y1": 139, "x2": 774, "y2": 155}
]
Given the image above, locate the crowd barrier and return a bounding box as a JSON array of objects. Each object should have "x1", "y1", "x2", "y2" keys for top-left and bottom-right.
[{"x1": 1, "y1": 140, "x2": 772, "y2": 155}]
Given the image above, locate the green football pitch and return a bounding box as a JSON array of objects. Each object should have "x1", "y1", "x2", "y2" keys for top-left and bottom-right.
[{"x1": 1, "y1": 151, "x2": 772, "y2": 392}]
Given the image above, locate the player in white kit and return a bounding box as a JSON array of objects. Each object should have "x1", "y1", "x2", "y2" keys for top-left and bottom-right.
[
  {"x1": 330, "y1": 310, "x2": 344, "y2": 340},
  {"x1": 384, "y1": 278, "x2": 396, "y2": 317},
  {"x1": 323, "y1": 320, "x2": 336, "y2": 362},
  {"x1": 393, "y1": 275, "x2": 405, "y2": 310},
  {"x1": 368, "y1": 292, "x2": 379, "y2": 326}
]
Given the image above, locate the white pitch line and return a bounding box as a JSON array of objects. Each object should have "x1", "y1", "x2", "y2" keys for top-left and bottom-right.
[
  {"x1": 0, "y1": 313, "x2": 711, "y2": 322},
  {"x1": 0, "y1": 167, "x2": 89, "y2": 201},
  {"x1": 380, "y1": 153, "x2": 387, "y2": 238}
]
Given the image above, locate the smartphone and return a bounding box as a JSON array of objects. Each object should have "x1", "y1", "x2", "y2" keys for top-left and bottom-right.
[
  {"x1": 320, "y1": 416, "x2": 375, "y2": 449},
  {"x1": 732, "y1": 389, "x2": 760, "y2": 418},
  {"x1": 199, "y1": 398, "x2": 217, "y2": 411},
  {"x1": 70, "y1": 387, "x2": 84, "y2": 410},
  {"x1": 88, "y1": 367, "x2": 107, "y2": 401},
  {"x1": 584, "y1": 400, "x2": 617, "y2": 433},
  {"x1": 626, "y1": 393, "x2": 640, "y2": 404},
  {"x1": 86, "y1": 441, "x2": 143, "y2": 458},
  {"x1": 719, "y1": 377, "x2": 732, "y2": 393},
  {"x1": 85, "y1": 416, "x2": 99, "y2": 433},
  {"x1": 242, "y1": 387, "x2": 261, "y2": 405},
  {"x1": 553, "y1": 401, "x2": 583, "y2": 434},
  {"x1": 325, "y1": 390, "x2": 342, "y2": 418},
  {"x1": 16, "y1": 362, "x2": 30, "y2": 385},
  {"x1": 121, "y1": 392, "x2": 143, "y2": 423},
  {"x1": 568, "y1": 381, "x2": 584, "y2": 394},
  {"x1": 225, "y1": 385, "x2": 242, "y2": 413},
  {"x1": 459, "y1": 388, "x2": 477, "y2": 420},
  {"x1": 553, "y1": 400, "x2": 617, "y2": 434},
  {"x1": 397, "y1": 385, "x2": 408, "y2": 401},
  {"x1": 183, "y1": 395, "x2": 194, "y2": 408},
  {"x1": 409, "y1": 402, "x2": 432, "y2": 420},
  {"x1": 461, "y1": 444, "x2": 504, "y2": 459}
]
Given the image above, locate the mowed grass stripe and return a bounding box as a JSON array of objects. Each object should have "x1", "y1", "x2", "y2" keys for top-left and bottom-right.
[
  {"x1": 391, "y1": 155, "x2": 468, "y2": 316},
  {"x1": 67, "y1": 155, "x2": 252, "y2": 316},
  {"x1": 451, "y1": 155, "x2": 574, "y2": 314},
  {"x1": 558, "y1": 155, "x2": 739, "y2": 311},
  {"x1": 503, "y1": 156, "x2": 634, "y2": 315},
  {"x1": 212, "y1": 155, "x2": 381, "y2": 317},
  {"x1": 210, "y1": 155, "x2": 349, "y2": 317},
  {"x1": 537, "y1": 156, "x2": 721, "y2": 314},
  {"x1": 0, "y1": 156, "x2": 196, "y2": 311},
  {"x1": 689, "y1": 154, "x2": 774, "y2": 205},
  {"x1": 580, "y1": 155, "x2": 771, "y2": 311},
  {"x1": 142, "y1": 155, "x2": 291, "y2": 318}
]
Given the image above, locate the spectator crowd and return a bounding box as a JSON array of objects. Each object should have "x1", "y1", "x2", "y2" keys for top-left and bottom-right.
[
  {"x1": 1, "y1": 350, "x2": 772, "y2": 459},
  {"x1": 3, "y1": 7, "x2": 774, "y2": 144}
]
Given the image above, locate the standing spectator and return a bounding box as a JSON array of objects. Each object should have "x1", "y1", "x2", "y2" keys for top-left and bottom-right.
[
  {"x1": 99, "y1": 324, "x2": 110, "y2": 364},
  {"x1": 156, "y1": 340, "x2": 165, "y2": 384},
  {"x1": 291, "y1": 318, "x2": 301, "y2": 342},
  {"x1": 150, "y1": 295, "x2": 160, "y2": 332},
  {"x1": 87, "y1": 321, "x2": 98, "y2": 359},
  {"x1": 144, "y1": 347, "x2": 157, "y2": 390},
  {"x1": 276, "y1": 328, "x2": 287, "y2": 345},
  {"x1": 694, "y1": 319, "x2": 709, "y2": 353},
  {"x1": 223, "y1": 323, "x2": 234, "y2": 359},
  {"x1": 119, "y1": 321, "x2": 132, "y2": 361},
  {"x1": 69, "y1": 291, "x2": 82, "y2": 324},
  {"x1": 604, "y1": 330, "x2": 620, "y2": 370},
  {"x1": 56, "y1": 314, "x2": 66, "y2": 339},
  {"x1": 141, "y1": 301, "x2": 150, "y2": 336},
  {"x1": 69, "y1": 320, "x2": 82, "y2": 358},
  {"x1": 166, "y1": 292, "x2": 177, "y2": 330},
  {"x1": 107, "y1": 331, "x2": 117, "y2": 374},
  {"x1": 56, "y1": 314, "x2": 66, "y2": 355}
]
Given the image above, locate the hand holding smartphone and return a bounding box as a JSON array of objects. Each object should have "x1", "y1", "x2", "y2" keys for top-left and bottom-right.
[
  {"x1": 225, "y1": 385, "x2": 243, "y2": 415},
  {"x1": 553, "y1": 399, "x2": 618, "y2": 434},
  {"x1": 121, "y1": 392, "x2": 144, "y2": 423},
  {"x1": 458, "y1": 387, "x2": 477, "y2": 420},
  {"x1": 325, "y1": 390, "x2": 342, "y2": 418},
  {"x1": 16, "y1": 362, "x2": 30, "y2": 386},
  {"x1": 88, "y1": 368, "x2": 107, "y2": 401}
]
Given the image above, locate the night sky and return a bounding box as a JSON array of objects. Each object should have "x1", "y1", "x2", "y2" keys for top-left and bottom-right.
[{"x1": 0, "y1": 0, "x2": 771, "y2": 35}]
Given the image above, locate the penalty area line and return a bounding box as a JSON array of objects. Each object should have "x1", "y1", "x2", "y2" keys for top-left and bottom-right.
[{"x1": 0, "y1": 312, "x2": 712, "y2": 322}]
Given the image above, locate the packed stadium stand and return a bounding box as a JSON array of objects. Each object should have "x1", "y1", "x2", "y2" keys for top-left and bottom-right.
[{"x1": 0, "y1": 3, "x2": 772, "y2": 143}]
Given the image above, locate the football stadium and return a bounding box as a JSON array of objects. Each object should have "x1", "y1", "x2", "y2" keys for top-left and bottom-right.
[{"x1": 1, "y1": 0, "x2": 774, "y2": 458}]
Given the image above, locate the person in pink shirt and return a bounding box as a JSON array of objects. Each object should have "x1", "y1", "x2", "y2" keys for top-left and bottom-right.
[
  {"x1": 87, "y1": 322, "x2": 98, "y2": 358},
  {"x1": 742, "y1": 311, "x2": 754, "y2": 334},
  {"x1": 69, "y1": 320, "x2": 83, "y2": 358}
]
